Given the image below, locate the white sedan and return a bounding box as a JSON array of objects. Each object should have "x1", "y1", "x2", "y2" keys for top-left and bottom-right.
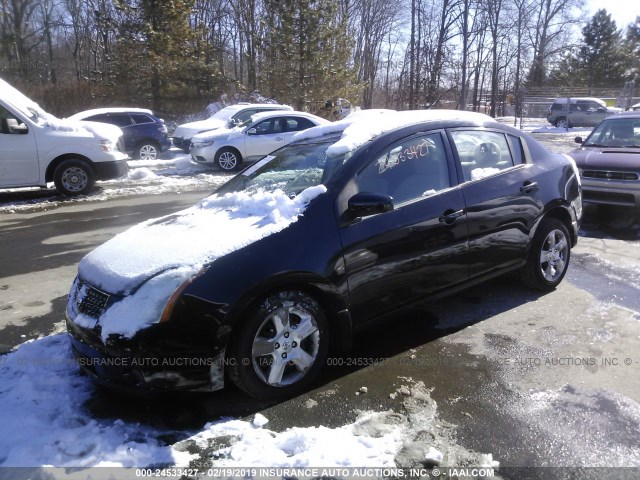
[{"x1": 189, "y1": 111, "x2": 329, "y2": 171}]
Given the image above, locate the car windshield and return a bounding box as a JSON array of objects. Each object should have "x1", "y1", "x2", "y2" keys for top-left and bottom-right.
[
  {"x1": 584, "y1": 119, "x2": 640, "y2": 148},
  {"x1": 217, "y1": 138, "x2": 348, "y2": 197},
  {"x1": 210, "y1": 107, "x2": 240, "y2": 122}
]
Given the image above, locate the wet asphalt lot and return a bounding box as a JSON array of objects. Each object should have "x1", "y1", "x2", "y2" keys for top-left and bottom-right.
[{"x1": 1, "y1": 130, "x2": 640, "y2": 477}]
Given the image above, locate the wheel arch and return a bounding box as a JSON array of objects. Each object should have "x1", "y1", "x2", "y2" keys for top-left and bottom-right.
[
  {"x1": 224, "y1": 273, "x2": 352, "y2": 355},
  {"x1": 215, "y1": 145, "x2": 243, "y2": 161},
  {"x1": 540, "y1": 205, "x2": 577, "y2": 247},
  {"x1": 45, "y1": 154, "x2": 94, "y2": 183}
]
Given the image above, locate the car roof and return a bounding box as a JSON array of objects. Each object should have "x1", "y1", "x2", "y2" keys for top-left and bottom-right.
[
  {"x1": 291, "y1": 109, "x2": 498, "y2": 158},
  {"x1": 249, "y1": 110, "x2": 330, "y2": 124},
  {"x1": 67, "y1": 107, "x2": 154, "y2": 120},
  {"x1": 552, "y1": 97, "x2": 605, "y2": 105},
  {"x1": 607, "y1": 111, "x2": 640, "y2": 119}
]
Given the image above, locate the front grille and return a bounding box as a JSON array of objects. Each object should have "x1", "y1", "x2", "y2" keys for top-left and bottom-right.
[
  {"x1": 583, "y1": 190, "x2": 636, "y2": 205},
  {"x1": 582, "y1": 170, "x2": 639, "y2": 181},
  {"x1": 71, "y1": 277, "x2": 110, "y2": 319}
]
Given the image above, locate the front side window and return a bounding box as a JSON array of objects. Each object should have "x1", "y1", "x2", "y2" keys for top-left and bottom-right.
[
  {"x1": 356, "y1": 133, "x2": 451, "y2": 205},
  {"x1": 450, "y1": 130, "x2": 520, "y2": 182},
  {"x1": 252, "y1": 118, "x2": 286, "y2": 135}
]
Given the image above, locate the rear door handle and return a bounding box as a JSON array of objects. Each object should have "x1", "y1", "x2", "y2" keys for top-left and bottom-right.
[
  {"x1": 275, "y1": 137, "x2": 284, "y2": 141},
  {"x1": 520, "y1": 181, "x2": 538, "y2": 194},
  {"x1": 439, "y1": 209, "x2": 465, "y2": 224}
]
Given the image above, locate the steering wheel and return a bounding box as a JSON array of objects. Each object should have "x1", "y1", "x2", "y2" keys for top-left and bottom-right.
[{"x1": 474, "y1": 142, "x2": 500, "y2": 167}]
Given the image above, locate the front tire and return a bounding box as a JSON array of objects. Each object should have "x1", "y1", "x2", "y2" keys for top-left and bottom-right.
[
  {"x1": 555, "y1": 117, "x2": 569, "y2": 129},
  {"x1": 215, "y1": 148, "x2": 242, "y2": 171},
  {"x1": 53, "y1": 159, "x2": 95, "y2": 196},
  {"x1": 521, "y1": 218, "x2": 571, "y2": 291},
  {"x1": 226, "y1": 291, "x2": 329, "y2": 400}
]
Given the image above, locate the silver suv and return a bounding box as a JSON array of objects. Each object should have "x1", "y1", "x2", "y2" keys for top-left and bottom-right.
[{"x1": 547, "y1": 97, "x2": 620, "y2": 128}]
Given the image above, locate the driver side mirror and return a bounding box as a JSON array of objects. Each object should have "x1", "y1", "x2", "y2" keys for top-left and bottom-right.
[
  {"x1": 574, "y1": 136, "x2": 583, "y2": 144},
  {"x1": 247, "y1": 128, "x2": 257, "y2": 135},
  {"x1": 346, "y1": 192, "x2": 394, "y2": 219},
  {"x1": 2, "y1": 118, "x2": 28, "y2": 134}
]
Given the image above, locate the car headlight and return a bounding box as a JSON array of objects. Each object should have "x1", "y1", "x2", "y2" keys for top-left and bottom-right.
[
  {"x1": 100, "y1": 140, "x2": 115, "y2": 152},
  {"x1": 191, "y1": 140, "x2": 214, "y2": 149}
]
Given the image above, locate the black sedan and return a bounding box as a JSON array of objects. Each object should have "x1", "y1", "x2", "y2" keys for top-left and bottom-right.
[{"x1": 66, "y1": 110, "x2": 582, "y2": 399}]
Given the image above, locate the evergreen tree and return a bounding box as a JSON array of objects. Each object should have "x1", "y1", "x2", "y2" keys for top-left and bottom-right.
[
  {"x1": 575, "y1": 9, "x2": 628, "y2": 88},
  {"x1": 262, "y1": 0, "x2": 358, "y2": 112},
  {"x1": 113, "y1": 0, "x2": 220, "y2": 112},
  {"x1": 624, "y1": 16, "x2": 640, "y2": 80}
]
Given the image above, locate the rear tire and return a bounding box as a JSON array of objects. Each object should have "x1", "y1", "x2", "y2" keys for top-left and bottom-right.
[
  {"x1": 53, "y1": 159, "x2": 95, "y2": 196},
  {"x1": 137, "y1": 142, "x2": 159, "y2": 160},
  {"x1": 521, "y1": 218, "x2": 571, "y2": 291},
  {"x1": 226, "y1": 291, "x2": 329, "y2": 400}
]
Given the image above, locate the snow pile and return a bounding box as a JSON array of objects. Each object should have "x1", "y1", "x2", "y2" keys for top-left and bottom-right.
[
  {"x1": 128, "y1": 167, "x2": 158, "y2": 180},
  {"x1": 75, "y1": 185, "x2": 326, "y2": 340},
  {"x1": 178, "y1": 411, "x2": 403, "y2": 467},
  {"x1": 0, "y1": 334, "x2": 173, "y2": 467},
  {"x1": 0, "y1": 335, "x2": 401, "y2": 468}
]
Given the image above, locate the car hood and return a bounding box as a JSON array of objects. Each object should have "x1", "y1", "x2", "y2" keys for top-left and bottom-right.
[
  {"x1": 173, "y1": 118, "x2": 227, "y2": 138},
  {"x1": 570, "y1": 147, "x2": 640, "y2": 169},
  {"x1": 191, "y1": 126, "x2": 240, "y2": 144},
  {"x1": 74, "y1": 186, "x2": 327, "y2": 340}
]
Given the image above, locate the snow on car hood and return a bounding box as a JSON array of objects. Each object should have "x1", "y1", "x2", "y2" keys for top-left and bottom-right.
[
  {"x1": 173, "y1": 117, "x2": 227, "y2": 139},
  {"x1": 191, "y1": 125, "x2": 240, "y2": 144},
  {"x1": 75, "y1": 185, "x2": 326, "y2": 340}
]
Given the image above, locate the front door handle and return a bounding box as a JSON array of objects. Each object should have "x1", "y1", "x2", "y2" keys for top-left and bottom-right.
[
  {"x1": 275, "y1": 137, "x2": 284, "y2": 141},
  {"x1": 520, "y1": 181, "x2": 539, "y2": 194},
  {"x1": 439, "y1": 209, "x2": 465, "y2": 224}
]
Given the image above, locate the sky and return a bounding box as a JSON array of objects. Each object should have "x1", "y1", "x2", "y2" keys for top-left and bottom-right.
[{"x1": 587, "y1": 0, "x2": 640, "y2": 29}]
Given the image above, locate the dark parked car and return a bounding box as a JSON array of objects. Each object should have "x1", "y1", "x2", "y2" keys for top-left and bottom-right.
[
  {"x1": 67, "y1": 108, "x2": 171, "y2": 160},
  {"x1": 569, "y1": 112, "x2": 640, "y2": 207},
  {"x1": 66, "y1": 110, "x2": 582, "y2": 399}
]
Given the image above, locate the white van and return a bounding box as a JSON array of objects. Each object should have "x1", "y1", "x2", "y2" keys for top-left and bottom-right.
[{"x1": 0, "y1": 78, "x2": 129, "y2": 196}]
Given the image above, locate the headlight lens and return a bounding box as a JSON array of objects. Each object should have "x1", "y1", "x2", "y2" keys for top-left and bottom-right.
[
  {"x1": 191, "y1": 140, "x2": 214, "y2": 149},
  {"x1": 100, "y1": 140, "x2": 115, "y2": 152}
]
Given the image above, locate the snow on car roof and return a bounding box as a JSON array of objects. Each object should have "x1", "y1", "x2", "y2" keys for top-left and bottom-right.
[
  {"x1": 66, "y1": 107, "x2": 153, "y2": 120},
  {"x1": 292, "y1": 109, "x2": 496, "y2": 157},
  {"x1": 552, "y1": 97, "x2": 606, "y2": 105}
]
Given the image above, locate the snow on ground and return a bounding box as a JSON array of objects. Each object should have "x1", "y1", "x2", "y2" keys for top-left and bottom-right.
[
  {"x1": 0, "y1": 152, "x2": 231, "y2": 214},
  {"x1": 0, "y1": 334, "x2": 501, "y2": 469}
]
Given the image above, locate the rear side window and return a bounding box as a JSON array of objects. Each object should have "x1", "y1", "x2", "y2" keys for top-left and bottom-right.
[
  {"x1": 130, "y1": 114, "x2": 154, "y2": 124},
  {"x1": 450, "y1": 130, "x2": 522, "y2": 182},
  {"x1": 286, "y1": 117, "x2": 315, "y2": 131}
]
